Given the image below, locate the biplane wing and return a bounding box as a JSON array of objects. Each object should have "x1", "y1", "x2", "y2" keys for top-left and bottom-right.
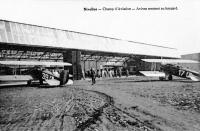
[
  {"x1": 0, "y1": 60, "x2": 72, "y2": 66},
  {"x1": 139, "y1": 71, "x2": 165, "y2": 77},
  {"x1": 142, "y1": 59, "x2": 199, "y2": 64}
]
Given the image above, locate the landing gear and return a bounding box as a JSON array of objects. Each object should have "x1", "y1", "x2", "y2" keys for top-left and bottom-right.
[
  {"x1": 165, "y1": 74, "x2": 173, "y2": 81},
  {"x1": 27, "y1": 80, "x2": 32, "y2": 86},
  {"x1": 159, "y1": 74, "x2": 173, "y2": 81},
  {"x1": 168, "y1": 74, "x2": 173, "y2": 80},
  {"x1": 159, "y1": 77, "x2": 165, "y2": 81}
]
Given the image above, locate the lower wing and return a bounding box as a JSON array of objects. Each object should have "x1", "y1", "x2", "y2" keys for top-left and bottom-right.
[{"x1": 139, "y1": 71, "x2": 165, "y2": 77}]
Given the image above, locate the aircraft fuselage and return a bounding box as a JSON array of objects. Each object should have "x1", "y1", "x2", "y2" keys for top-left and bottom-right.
[{"x1": 160, "y1": 64, "x2": 190, "y2": 80}]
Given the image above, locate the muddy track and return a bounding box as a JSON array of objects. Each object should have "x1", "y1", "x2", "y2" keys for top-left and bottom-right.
[
  {"x1": 1, "y1": 88, "x2": 162, "y2": 131},
  {"x1": 70, "y1": 89, "x2": 162, "y2": 131}
]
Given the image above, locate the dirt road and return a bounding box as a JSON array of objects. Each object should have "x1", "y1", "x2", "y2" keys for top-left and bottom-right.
[
  {"x1": 0, "y1": 76, "x2": 200, "y2": 131},
  {"x1": 75, "y1": 77, "x2": 200, "y2": 131}
]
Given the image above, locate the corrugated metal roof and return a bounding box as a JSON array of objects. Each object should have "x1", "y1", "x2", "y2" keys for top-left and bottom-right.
[{"x1": 0, "y1": 19, "x2": 179, "y2": 58}]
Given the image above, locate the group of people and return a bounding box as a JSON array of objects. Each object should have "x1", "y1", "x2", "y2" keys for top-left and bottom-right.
[{"x1": 83, "y1": 67, "x2": 129, "y2": 85}]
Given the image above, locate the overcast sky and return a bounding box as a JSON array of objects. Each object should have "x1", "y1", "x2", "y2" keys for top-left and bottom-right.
[{"x1": 0, "y1": 0, "x2": 199, "y2": 55}]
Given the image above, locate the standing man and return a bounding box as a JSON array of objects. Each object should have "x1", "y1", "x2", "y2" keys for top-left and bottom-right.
[
  {"x1": 90, "y1": 68, "x2": 96, "y2": 85},
  {"x1": 82, "y1": 68, "x2": 85, "y2": 80},
  {"x1": 100, "y1": 64, "x2": 103, "y2": 77},
  {"x1": 118, "y1": 67, "x2": 122, "y2": 77},
  {"x1": 126, "y1": 68, "x2": 129, "y2": 77}
]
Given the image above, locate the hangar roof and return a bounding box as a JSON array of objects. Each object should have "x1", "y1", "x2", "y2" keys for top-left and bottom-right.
[{"x1": 0, "y1": 20, "x2": 179, "y2": 58}]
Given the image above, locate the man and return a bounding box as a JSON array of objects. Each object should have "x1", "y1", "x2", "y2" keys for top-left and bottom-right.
[
  {"x1": 82, "y1": 68, "x2": 85, "y2": 80},
  {"x1": 126, "y1": 68, "x2": 129, "y2": 77},
  {"x1": 90, "y1": 68, "x2": 96, "y2": 85},
  {"x1": 100, "y1": 64, "x2": 103, "y2": 77}
]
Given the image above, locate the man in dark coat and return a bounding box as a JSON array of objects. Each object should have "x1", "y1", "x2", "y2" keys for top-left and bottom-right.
[{"x1": 90, "y1": 68, "x2": 96, "y2": 85}]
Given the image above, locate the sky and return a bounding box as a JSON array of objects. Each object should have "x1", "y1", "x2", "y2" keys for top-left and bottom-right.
[{"x1": 0, "y1": 0, "x2": 199, "y2": 56}]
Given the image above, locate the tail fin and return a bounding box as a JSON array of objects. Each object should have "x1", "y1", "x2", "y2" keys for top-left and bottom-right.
[{"x1": 189, "y1": 74, "x2": 200, "y2": 81}]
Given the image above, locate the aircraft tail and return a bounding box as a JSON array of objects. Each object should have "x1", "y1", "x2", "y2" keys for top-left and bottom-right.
[{"x1": 189, "y1": 75, "x2": 200, "y2": 81}]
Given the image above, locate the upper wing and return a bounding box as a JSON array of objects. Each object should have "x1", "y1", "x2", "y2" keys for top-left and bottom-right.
[
  {"x1": 142, "y1": 59, "x2": 199, "y2": 64},
  {"x1": 0, "y1": 60, "x2": 72, "y2": 66}
]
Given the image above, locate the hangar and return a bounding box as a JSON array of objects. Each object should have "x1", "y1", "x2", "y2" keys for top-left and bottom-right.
[{"x1": 0, "y1": 19, "x2": 179, "y2": 80}]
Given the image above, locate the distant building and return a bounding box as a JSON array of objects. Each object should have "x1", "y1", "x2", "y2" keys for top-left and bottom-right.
[
  {"x1": 181, "y1": 53, "x2": 200, "y2": 61},
  {"x1": 181, "y1": 53, "x2": 200, "y2": 72}
]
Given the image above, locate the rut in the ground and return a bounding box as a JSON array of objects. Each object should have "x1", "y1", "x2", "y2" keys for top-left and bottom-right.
[{"x1": 1, "y1": 89, "x2": 162, "y2": 131}]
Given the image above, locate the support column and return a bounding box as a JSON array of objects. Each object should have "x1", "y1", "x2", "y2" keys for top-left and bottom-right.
[{"x1": 63, "y1": 50, "x2": 82, "y2": 80}]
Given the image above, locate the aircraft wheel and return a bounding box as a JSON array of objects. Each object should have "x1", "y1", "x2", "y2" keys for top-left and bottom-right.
[
  {"x1": 27, "y1": 80, "x2": 32, "y2": 86},
  {"x1": 168, "y1": 74, "x2": 173, "y2": 81},
  {"x1": 165, "y1": 74, "x2": 172, "y2": 81},
  {"x1": 159, "y1": 77, "x2": 165, "y2": 81}
]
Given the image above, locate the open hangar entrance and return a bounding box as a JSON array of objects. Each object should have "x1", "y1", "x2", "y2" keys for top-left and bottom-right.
[
  {"x1": 0, "y1": 43, "x2": 166, "y2": 80},
  {"x1": 0, "y1": 44, "x2": 82, "y2": 80},
  {"x1": 80, "y1": 50, "x2": 169, "y2": 79}
]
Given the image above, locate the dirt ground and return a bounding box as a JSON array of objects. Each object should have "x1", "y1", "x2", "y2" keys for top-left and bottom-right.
[{"x1": 0, "y1": 76, "x2": 200, "y2": 131}]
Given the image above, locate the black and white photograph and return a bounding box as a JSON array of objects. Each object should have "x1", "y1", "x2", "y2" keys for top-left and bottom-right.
[{"x1": 0, "y1": 0, "x2": 200, "y2": 131}]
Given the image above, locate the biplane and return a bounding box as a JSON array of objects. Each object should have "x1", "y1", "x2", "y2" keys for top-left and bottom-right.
[
  {"x1": 140, "y1": 59, "x2": 200, "y2": 81},
  {"x1": 0, "y1": 60, "x2": 73, "y2": 86}
]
